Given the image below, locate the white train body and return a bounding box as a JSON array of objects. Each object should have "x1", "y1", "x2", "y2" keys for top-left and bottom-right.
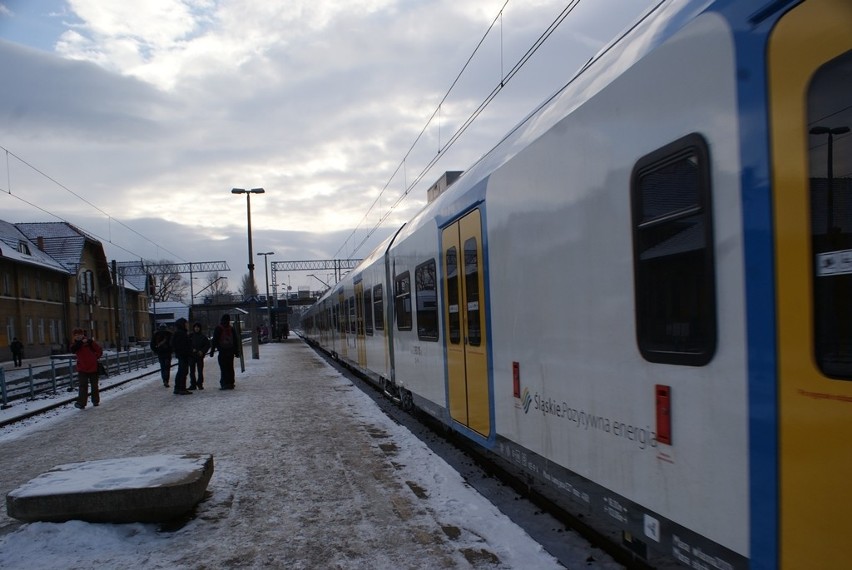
[{"x1": 302, "y1": 1, "x2": 852, "y2": 567}]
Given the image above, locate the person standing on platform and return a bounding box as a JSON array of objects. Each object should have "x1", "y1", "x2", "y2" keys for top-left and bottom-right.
[
  {"x1": 170, "y1": 318, "x2": 193, "y2": 395},
  {"x1": 70, "y1": 328, "x2": 103, "y2": 409},
  {"x1": 10, "y1": 337, "x2": 23, "y2": 367},
  {"x1": 151, "y1": 324, "x2": 173, "y2": 387},
  {"x1": 210, "y1": 314, "x2": 239, "y2": 390},
  {"x1": 188, "y1": 322, "x2": 210, "y2": 390}
]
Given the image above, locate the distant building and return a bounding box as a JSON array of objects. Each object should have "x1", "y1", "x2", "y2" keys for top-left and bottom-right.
[
  {"x1": 0, "y1": 220, "x2": 70, "y2": 357},
  {"x1": 151, "y1": 301, "x2": 190, "y2": 329}
]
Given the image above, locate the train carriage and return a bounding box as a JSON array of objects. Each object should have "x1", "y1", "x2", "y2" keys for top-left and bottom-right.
[{"x1": 303, "y1": 0, "x2": 852, "y2": 567}]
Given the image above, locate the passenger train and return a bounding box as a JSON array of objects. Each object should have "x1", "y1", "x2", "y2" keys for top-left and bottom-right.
[{"x1": 301, "y1": 0, "x2": 851, "y2": 567}]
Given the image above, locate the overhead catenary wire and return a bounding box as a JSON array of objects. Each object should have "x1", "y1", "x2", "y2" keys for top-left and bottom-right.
[
  {"x1": 338, "y1": 0, "x2": 586, "y2": 258},
  {"x1": 333, "y1": 0, "x2": 512, "y2": 259},
  {"x1": 0, "y1": 143, "x2": 188, "y2": 263}
]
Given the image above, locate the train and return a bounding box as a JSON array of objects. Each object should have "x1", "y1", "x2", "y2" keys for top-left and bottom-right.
[{"x1": 301, "y1": 0, "x2": 851, "y2": 568}]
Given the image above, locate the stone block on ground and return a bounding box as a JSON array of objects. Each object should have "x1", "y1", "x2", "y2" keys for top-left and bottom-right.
[{"x1": 6, "y1": 453, "x2": 214, "y2": 523}]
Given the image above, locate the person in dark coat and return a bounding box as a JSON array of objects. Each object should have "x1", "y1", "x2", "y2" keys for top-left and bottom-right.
[
  {"x1": 70, "y1": 328, "x2": 103, "y2": 409},
  {"x1": 10, "y1": 337, "x2": 23, "y2": 367},
  {"x1": 170, "y1": 318, "x2": 193, "y2": 395},
  {"x1": 151, "y1": 324, "x2": 173, "y2": 387},
  {"x1": 188, "y1": 322, "x2": 211, "y2": 390},
  {"x1": 210, "y1": 314, "x2": 239, "y2": 390}
]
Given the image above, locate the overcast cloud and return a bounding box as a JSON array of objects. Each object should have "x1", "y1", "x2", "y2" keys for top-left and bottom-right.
[{"x1": 0, "y1": 0, "x2": 655, "y2": 292}]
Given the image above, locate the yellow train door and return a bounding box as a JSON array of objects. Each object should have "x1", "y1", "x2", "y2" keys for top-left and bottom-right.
[
  {"x1": 769, "y1": 1, "x2": 852, "y2": 567},
  {"x1": 442, "y1": 209, "x2": 491, "y2": 437}
]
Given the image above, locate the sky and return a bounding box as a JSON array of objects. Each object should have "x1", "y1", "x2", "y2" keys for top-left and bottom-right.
[
  {"x1": 0, "y1": 0, "x2": 656, "y2": 294},
  {"x1": 0, "y1": 342, "x2": 622, "y2": 569}
]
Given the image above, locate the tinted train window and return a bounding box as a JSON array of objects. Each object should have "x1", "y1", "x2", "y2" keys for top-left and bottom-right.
[
  {"x1": 465, "y1": 237, "x2": 482, "y2": 347},
  {"x1": 446, "y1": 247, "x2": 461, "y2": 345},
  {"x1": 631, "y1": 133, "x2": 716, "y2": 366},
  {"x1": 365, "y1": 287, "x2": 373, "y2": 335},
  {"x1": 808, "y1": 50, "x2": 852, "y2": 379},
  {"x1": 373, "y1": 285, "x2": 384, "y2": 331},
  {"x1": 415, "y1": 259, "x2": 439, "y2": 341},
  {"x1": 395, "y1": 272, "x2": 412, "y2": 330}
]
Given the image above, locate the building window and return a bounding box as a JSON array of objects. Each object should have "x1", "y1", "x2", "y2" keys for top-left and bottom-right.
[
  {"x1": 26, "y1": 318, "x2": 34, "y2": 344},
  {"x1": 415, "y1": 260, "x2": 439, "y2": 341},
  {"x1": 631, "y1": 133, "x2": 716, "y2": 366},
  {"x1": 373, "y1": 285, "x2": 384, "y2": 331},
  {"x1": 395, "y1": 271, "x2": 412, "y2": 330},
  {"x1": 38, "y1": 318, "x2": 45, "y2": 344}
]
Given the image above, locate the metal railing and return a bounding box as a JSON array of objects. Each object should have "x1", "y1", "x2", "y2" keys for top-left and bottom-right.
[{"x1": 0, "y1": 346, "x2": 158, "y2": 409}]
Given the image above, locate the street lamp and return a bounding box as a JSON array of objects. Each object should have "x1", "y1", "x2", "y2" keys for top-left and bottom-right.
[
  {"x1": 257, "y1": 251, "x2": 274, "y2": 340},
  {"x1": 810, "y1": 125, "x2": 850, "y2": 235},
  {"x1": 232, "y1": 187, "x2": 265, "y2": 359},
  {"x1": 307, "y1": 273, "x2": 330, "y2": 290}
]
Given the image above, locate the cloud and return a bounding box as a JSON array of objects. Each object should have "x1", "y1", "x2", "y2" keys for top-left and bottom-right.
[{"x1": 0, "y1": 0, "x2": 653, "y2": 290}]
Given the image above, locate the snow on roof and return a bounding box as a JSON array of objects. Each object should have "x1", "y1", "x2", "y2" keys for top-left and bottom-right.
[{"x1": 0, "y1": 219, "x2": 70, "y2": 273}]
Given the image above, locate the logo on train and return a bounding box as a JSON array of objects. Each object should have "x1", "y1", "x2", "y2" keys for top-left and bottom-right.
[{"x1": 521, "y1": 387, "x2": 532, "y2": 413}]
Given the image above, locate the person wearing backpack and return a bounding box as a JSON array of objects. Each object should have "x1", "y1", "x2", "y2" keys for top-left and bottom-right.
[{"x1": 210, "y1": 314, "x2": 239, "y2": 390}]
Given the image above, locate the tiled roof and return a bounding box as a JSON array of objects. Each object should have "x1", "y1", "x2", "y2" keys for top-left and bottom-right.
[
  {"x1": 0, "y1": 219, "x2": 70, "y2": 273},
  {"x1": 15, "y1": 222, "x2": 111, "y2": 284}
]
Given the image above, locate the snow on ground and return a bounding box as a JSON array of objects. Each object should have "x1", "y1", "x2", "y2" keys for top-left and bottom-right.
[{"x1": 0, "y1": 340, "x2": 593, "y2": 569}]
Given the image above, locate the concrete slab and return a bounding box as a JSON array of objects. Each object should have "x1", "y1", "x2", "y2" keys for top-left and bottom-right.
[{"x1": 5, "y1": 453, "x2": 213, "y2": 523}]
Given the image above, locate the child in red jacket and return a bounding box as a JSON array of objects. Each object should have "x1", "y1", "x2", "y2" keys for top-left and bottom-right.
[{"x1": 70, "y1": 328, "x2": 104, "y2": 409}]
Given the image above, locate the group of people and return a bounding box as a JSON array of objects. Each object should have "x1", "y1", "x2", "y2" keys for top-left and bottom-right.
[
  {"x1": 150, "y1": 314, "x2": 242, "y2": 395},
  {"x1": 67, "y1": 314, "x2": 242, "y2": 410}
]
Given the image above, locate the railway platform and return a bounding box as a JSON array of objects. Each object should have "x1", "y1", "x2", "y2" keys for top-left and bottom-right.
[{"x1": 0, "y1": 339, "x2": 615, "y2": 569}]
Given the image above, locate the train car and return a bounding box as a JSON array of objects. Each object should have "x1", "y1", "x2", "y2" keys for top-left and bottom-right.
[{"x1": 303, "y1": 0, "x2": 851, "y2": 567}]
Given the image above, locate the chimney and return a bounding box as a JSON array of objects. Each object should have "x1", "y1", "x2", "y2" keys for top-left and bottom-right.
[{"x1": 36, "y1": 236, "x2": 45, "y2": 251}]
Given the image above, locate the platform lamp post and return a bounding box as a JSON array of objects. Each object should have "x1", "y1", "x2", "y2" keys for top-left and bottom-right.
[
  {"x1": 257, "y1": 251, "x2": 274, "y2": 340},
  {"x1": 810, "y1": 125, "x2": 850, "y2": 236},
  {"x1": 232, "y1": 187, "x2": 265, "y2": 359}
]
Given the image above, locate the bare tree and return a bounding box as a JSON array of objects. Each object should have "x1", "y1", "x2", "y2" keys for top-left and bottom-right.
[
  {"x1": 239, "y1": 273, "x2": 258, "y2": 299},
  {"x1": 204, "y1": 272, "x2": 231, "y2": 303},
  {"x1": 146, "y1": 259, "x2": 189, "y2": 302}
]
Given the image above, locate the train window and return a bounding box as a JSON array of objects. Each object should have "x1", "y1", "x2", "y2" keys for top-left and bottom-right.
[
  {"x1": 365, "y1": 287, "x2": 373, "y2": 335},
  {"x1": 465, "y1": 237, "x2": 482, "y2": 347},
  {"x1": 446, "y1": 246, "x2": 461, "y2": 345},
  {"x1": 631, "y1": 133, "x2": 716, "y2": 366},
  {"x1": 808, "y1": 50, "x2": 852, "y2": 380},
  {"x1": 348, "y1": 296, "x2": 356, "y2": 334},
  {"x1": 415, "y1": 259, "x2": 439, "y2": 341},
  {"x1": 373, "y1": 285, "x2": 384, "y2": 331},
  {"x1": 395, "y1": 271, "x2": 412, "y2": 330}
]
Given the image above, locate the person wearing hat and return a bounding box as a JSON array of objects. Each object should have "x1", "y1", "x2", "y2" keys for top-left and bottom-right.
[
  {"x1": 170, "y1": 318, "x2": 193, "y2": 395},
  {"x1": 210, "y1": 314, "x2": 239, "y2": 390},
  {"x1": 151, "y1": 324, "x2": 173, "y2": 387},
  {"x1": 70, "y1": 328, "x2": 103, "y2": 409}
]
